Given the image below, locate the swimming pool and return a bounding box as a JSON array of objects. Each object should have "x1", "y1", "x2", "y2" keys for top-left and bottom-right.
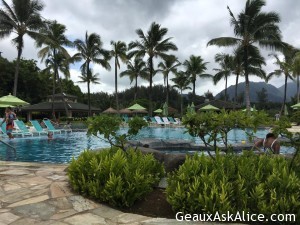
[{"x1": 0, "y1": 127, "x2": 284, "y2": 163}]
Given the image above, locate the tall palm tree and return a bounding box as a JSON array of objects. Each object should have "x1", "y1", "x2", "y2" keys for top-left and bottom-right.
[
  {"x1": 78, "y1": 69, "x2": 100, "y2": 112},
  {"x1": 267, "y1": 47, "x2": 296, "y2": 115},
  {"x1": 37, "y1": 20, "x2": 72, "y2": 117},
  {"x1": 158, "y1": 55, "x2": 180, "y2": 105},
  {"x1": 0, "y1": 0, "x2": 44, "y2": 96},
  {"x1": 183, "y1": 55, "x2": 211, "y2": 102},
  {"x1": 207, "y1": 0, "x2": 282, "y2": 111},
  {"x1": 128, "y1": 22, "x2": 178, "y2": 115},
  {"x1": 171, "y1": 70, "x2": 191, "y2": 117},
  {"x1": 110, "y1": 41, "x2": 127, "y2": 111},
  {"x1": 293, "y1": 52, "x2": 300, "y2": 103},
  {"x1": 120, "y1": 57, "x2": 148, "y2": 101},
  {"x1": 74, "y1": 32, "x2": 111, "y2": 116},
  {"x1": 213, "y1": 53, "x2": 233, "y2": 101}
]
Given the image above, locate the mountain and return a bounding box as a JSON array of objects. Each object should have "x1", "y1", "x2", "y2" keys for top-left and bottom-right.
[
  {"x1": 278, "y1": 82, "x2": 297, "y2": 101},
  {"x1": 215, "y1": 82, "x2": 284, "y2": 103}
]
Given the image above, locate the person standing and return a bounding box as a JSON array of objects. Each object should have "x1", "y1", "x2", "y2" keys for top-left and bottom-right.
[{"x1": 1, "y1": 107, "x2": 16, "y2": 139}]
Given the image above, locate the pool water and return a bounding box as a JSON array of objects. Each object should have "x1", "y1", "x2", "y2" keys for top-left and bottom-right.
[{"x1": 0, "y1": 127, "x2": 286, "y2": 163}]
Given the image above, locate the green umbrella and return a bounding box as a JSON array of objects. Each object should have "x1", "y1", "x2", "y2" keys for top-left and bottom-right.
[
  {"x1": 284, "y1": 104, "x2": 289, "y2": 116},
  {"x1": 127, "y1": 103, "x2": 146, "y2": 110},
  {"x1": 0, "y1": 94, "x2": 29, "y2": 106},
  {"x1": 199, "y1": 104, "x2": 220, "y2": 111},
  {"x1": 162, "y1": 102, "x2": 168, "y2": 116},
  {"x1": 154, "y1": 108, "x2": 162, "y2": 113},
  {"x1": 291, "y1": 103, "x2": 300, "y2": 109},
  {"x1": 0, "y1": 103, "x2": 14, "y2": 108},
  {"x1": 190, "y1": 102, "x2": 196, "y2": 114},
  {"x1": 186, "y1": 104, "x2": 191, "y2": 114}
]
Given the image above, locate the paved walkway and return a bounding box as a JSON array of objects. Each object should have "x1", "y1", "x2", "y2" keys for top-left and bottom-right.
[{"x1": 0, "y1": 161, "x2": 243, "y2": 225}]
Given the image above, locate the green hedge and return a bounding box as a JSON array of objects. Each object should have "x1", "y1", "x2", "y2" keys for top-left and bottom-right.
[
  {"x1": 166, "y1": 151, "x2": 300, "y2": 223},
  {"x1": 68, "y1": 148, "x2": 164, "y2": 207}
]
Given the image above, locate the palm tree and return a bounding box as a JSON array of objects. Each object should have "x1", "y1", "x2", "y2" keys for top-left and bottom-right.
[
  {"x1": 37, "y1": 20, "x2": 72, "y2": 117},
  {"x1": 207, "y1": 0, "x2": 282, "y2": 111},
  {"x1": 213, "y1": 53, "x2": 233, "y2": 101},
  {"x1": 293, "y1": 52, "x2": 300, "y2": 102},
  {"x1": 78, "y1": 69, "x2": 100, "y2": 113},
  {"x1": 0, "y1": 0, "x2": 45, "y2": 96},
  {"x1": 267, "y1": 46, "x2": 296, "y2": 115},
  {"x1": 74, "y1": 32, "x2": 111, "y2": 116},
  {"x1": 110, "y1": 41, "x2": 127, "y2": 111},
  {"x1": 128, "y1": 22, "x2": 178, "y2": 115},
  {"x1": 171, "y1": 70, "x2": 191, "y2": 117},
  {"x1": 120, "y1": 57, "x2": 148, "y2": 101},
  {"x1": 183, "y1": 55, "x2": 211, "y2": 102},
  {"x1": 158, "y1": 55, "x2": 180, "y2": 105}
]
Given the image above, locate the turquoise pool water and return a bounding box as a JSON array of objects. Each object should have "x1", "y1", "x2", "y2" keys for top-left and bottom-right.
[{"x1": 0, "y1": 127, "x2": 285, "y2": 163}]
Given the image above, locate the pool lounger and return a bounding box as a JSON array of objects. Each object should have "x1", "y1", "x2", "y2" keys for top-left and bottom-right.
[
  {"x1": 30, "y1": 120, "x2": 48, "y2": 136},
  {"x1": 1, "y1": 122, "x2": 29, "y2": 137},
  {"x1": 14, "y1": 120, "x2": 33, "y2": 137},
  {"x1": 161, "y1": 117, "x2": 171, "y2": 125},
  {"x1": 154, "y1": 116, "x2": 165, "y2": 125},
  {"x1": 43, "y1": 120, "x2": 62, "y2": 134}
]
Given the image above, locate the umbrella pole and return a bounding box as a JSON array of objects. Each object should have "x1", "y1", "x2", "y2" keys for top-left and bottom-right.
[{"x1": 0, "y1": 139, "x2": 16, "y2": 150}]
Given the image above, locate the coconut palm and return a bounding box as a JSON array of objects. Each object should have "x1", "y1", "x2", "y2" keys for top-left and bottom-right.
[
  {"x1": 120, "y1": 57, "x2": 148, "y2": 101},
  {"x1": 293, "y1": 52, "x2": 300, "y2": 102},
  {"x1": 0, "y1": 0, "x2": 45, "y2": 96},
  {"x1": 158, "y1": 55, "x2": 180, "y2": 105},
  {"x1": 110, "y1": 41, "x2": 127, "y2": 111},
  {"x1": 267, "y1": 46, "x2": 297, "y2": 114},
  {"x1": 78, "y1": 69, "x2": 100, "y2": 113},
  {"x1": 171, "y1": 70, "x2": 191, "y2": 116},
  {"x1": 183, "y1": 55, "x2": 211, "y2": 102},
  {"x1": 128, "y1": 22, "x2": 178, "y2": 115},
  {"x1": 37, "y1": 20, "x2": 72, "y2": 117},
  {"x1": 74, "y1": 32, "x2": 111, "y2": 116},
  {"x1": 213, "y1": 53, "x2": 233, "y2": 101},
  {"x1": 207, "y1": 0, "x2": 282, "y2": 111}
]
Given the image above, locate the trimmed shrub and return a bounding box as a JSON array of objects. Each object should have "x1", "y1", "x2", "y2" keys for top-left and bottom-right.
[
  {"x1": 166, "y1": 151, "x2": 300, "y2": 224},
  {"x1": 68, "y1": 147, "x2": 164, "y2": 207}
]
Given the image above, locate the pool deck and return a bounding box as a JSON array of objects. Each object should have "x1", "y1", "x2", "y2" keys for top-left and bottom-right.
[{"x1": 0, "y1": 161, "x2": 246, "y2": 225}]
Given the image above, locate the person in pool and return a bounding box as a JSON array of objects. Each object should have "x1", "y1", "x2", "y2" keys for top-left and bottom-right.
[
  {"x1": 1, "y1": 107, "x2": 16, "y2": 139},
  {"x1": 254, "y1": 133, "x2": 280, "y2": 154}
]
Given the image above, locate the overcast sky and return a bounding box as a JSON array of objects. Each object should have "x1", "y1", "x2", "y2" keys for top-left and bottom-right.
[{"x1": 1, "y1": 0, "x2": 300, "y2": 96}]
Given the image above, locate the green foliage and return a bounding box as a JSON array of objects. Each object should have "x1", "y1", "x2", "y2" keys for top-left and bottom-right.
[
  {"x1": 87, "y1": 115, "x2": 147, "y2": 150},
  {"x1": 68, "y1": 148, "x2": 164, "y2": 207},
  {"x1": 290, "y1": 111, "x2": 300, "y2": 125},
  {"x1": 166, "y1": 152, "x2": 300, "y2": 223}
]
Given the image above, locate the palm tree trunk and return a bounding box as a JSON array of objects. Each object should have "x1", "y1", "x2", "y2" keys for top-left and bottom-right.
[
  {"x1": 115, "y1": 58, "x2": 119, "y2": 111},
  {"x1": 56, "y1": 73, "x2": 69, "y2": 117},
  {"x1": 225, "y1": 75, "x2": 228, "y2": 102},
  {"x1": 134, "y1": 75, "x2": 138, "y2": 101},
  {"x1": 180, "y1": 89, "x2": 183, "y2": 117},
  {"x1": 235, "y1": 73, "x2": 239, "y2": 104},
  {"x1": 51, "y1": 71, "x2": 56, "y2": 119},
  {"x1": 281, "y1": 74, "x2": 288, "y2": 115},
  {"x1": 192, "y1": 79, "x2": 196, "y2": 103},
  {"x1": 13, "y1": 41, "x2": 23, "y2": 96},
  {"x1": 88, "y1": 81, "x2": 91, "y2": 116},
  {"x1": 297, "y1": 74, "x2": 300, "y2": 103},
  {"x1": 149, "y1": 56, "x2": 153, "y2": 116},
  {"x1": 87, "y1": 61, "x2": 91, "y2": 116},
  {"x1": 166, "y1": 74, "x2": 169, "y2": 105},
  {"x1": 244, "y1": 46, "x2": 251, "y2": 111}
]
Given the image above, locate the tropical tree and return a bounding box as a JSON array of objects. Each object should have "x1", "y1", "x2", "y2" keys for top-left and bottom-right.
[
  {"x1": 128, "y1": 22, "x2": 178, "y2": 115},
  {"x1": 213, "y1": 53, "x2": 233, "y2": 101},
  {"x1": 293, "y1": 51, "x2": 300, "y2": 102},
  {"x1": 158, "y1": 55, "x2": 180, "y2": 105},
  {"x1": 37, "y1": 20, "x2": 72, "y2": 117},
  {"x1": 120, "y1": 57, "x2": 148, "y2": 101},
  {"x1": 171, "y1": 70, "x2": 191, "y2": 116},
  {"x1": 183, "y1": 55, "x2": 211, "y2": 102},
  {"x1": 0, "y1": 0, "x2": 45, "y2": 96},
  {"x1": 207, "y1": 0, "x2": 282, "y2": 111},
  {"x1": 78, "y1": 69, "x2": 100, "y2": 113},
  {"x1": 110, "y1": 41, "x2": 127, "y2": 111},
  {"x1": 267, "y1": 47, "x2": 296, "y2": 115},
  {"x1": 74, "y1": 32, "x2": 111, "y2": 116}
]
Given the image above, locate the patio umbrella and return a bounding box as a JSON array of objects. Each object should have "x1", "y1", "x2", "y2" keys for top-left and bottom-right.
[
  {"x1": 154, "y1": 108, "x2": 162, "y2": 113},
  {"x1": 102, "y1": 107, "x2": 118, "y2": 114},
  {"x1": 119, "y1": 108, "x2": 132, "y2": 114},
  {"x1": 186, "y1": 104, "x2": 191, "y2": 114},
  {"x1": 0, "y1": 103, "x2": 14, "y2": 108},
  {"x1": 132, "y1": 109, "x2": 148, "y2": 114},
  {"x1": 291, "y1": 103, "x2": 300, "y2": 109},
  {"x1": 0, "y1": 94, "x2": 29, "y2": 106},
  {"x1": 284, "y1": 104, "x2": 289, "y2": 116},
  {"x1": 162, "y1": 102, "x2": 168, "y2": 116},
  {"x1": 127, "y1": 103, "x2": 146, "y2": 110},
  {"x1": 190, "y1": 102, "x2": 196, "y2": 114},
  {"x1": 199, "y1": 104, "x2": 220, "y2": 111}
]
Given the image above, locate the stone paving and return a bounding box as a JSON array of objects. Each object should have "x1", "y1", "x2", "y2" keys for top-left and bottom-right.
[{"x1": 0, "y1": 161, "x2": 245, "y2": 225}]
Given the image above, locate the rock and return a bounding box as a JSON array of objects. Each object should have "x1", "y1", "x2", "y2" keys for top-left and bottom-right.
[{"x1": 163, "y1": 153, "x2": 186, "y2": 173}]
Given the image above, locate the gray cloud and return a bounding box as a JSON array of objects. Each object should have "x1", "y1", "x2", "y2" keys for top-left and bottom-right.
[{"x1": 0, "y1": 0, "x2": 299, "y2": 96}]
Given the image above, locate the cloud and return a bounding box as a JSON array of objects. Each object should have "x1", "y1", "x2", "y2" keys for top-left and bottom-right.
[{"x1": 1, "y1": 0, "x2": 299, "y2": 97}]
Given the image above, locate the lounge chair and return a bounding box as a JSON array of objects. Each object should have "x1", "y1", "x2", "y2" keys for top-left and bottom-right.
[
  {"x1": 161, "y1": 117, "x2": 170, "y2": 125},
  {"x1": 1, "y1": 122, "x2": 24, "y2": 137},
  {"x1": 43, "y1": 119, "x2": 62, "y2": 134},
  {"x1": 30, "y1": 120, "x2": 48, "y2": 136},
  {"x1": 154, "y1": 116, "x2": 164, "y2": 125},
  {"x1": 14, "y1": 120, "x2": 33, "y2": 137},
  {"x1": 168, "y1": 117, "x2": 179, "y2": 124}
]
